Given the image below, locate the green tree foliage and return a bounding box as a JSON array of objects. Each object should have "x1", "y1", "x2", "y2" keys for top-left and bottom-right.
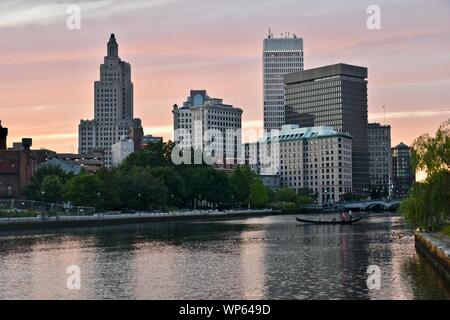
[
  {"x1": 23, "y1": 165, "x2": 72, "y2": 201},
  {"x1": 96, "y1": 168, "x2": 121, "y2": 210},
  {"x1": 66, "y1": 173, "x2": 104, "y2": 207},
  {"x1": 25, "y1": 142, "x2": 315, "y2": 212},
  {"x1": 277, "y1": 187, "x2": 297, "y2": 203},
  {"x1": 39, "y1": 175, "x2": 65, "y2": 203},
  {"x1": 295, "y1": 195, "x2": 312, "y2": 207},
  {"x1": 151, "y1": 167, "x2": 187, "y2": 207},
  {"x1": 117, "y1": 167, "x2": 167, "y2": 210},
  {"x1": 120, "y1": 140, "x2": 174, "y2": 169},
  {"x1": 249, "y1": 179, "x2": 269, "y2": 208},
  {"x1": 369, "y1": 186, "x2": 389, "y2": 199},
  {"x1": 400, "y1": 120, "x2": 450, "y2": 229},
  {"x1": 230, "y1": 165, "x2": 257, "y2": 205}
]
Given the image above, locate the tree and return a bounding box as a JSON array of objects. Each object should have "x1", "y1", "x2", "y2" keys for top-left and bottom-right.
[
  {"x1": 24, "y1": 165, "x2": 72, "y2": 200},
  {"x1": 120, "y1": 141, "x2": 174, "y2": 170},
  {"x1": 277, "y1": 187, "x2": 297, "y2": 203},
  {"x1": 117, "y1": 167, "x2": 168, "y2": 210},
  {"x1": 151, "y1": 167, "x2": 187, "y2": 208},
  {"x1": 96, "y1": 168, "x2": 121, "y2": 210},
  {"x1": 230, "y1": 165, "x2": 256, "y2": 205},
  {"x1": 202, "y1": 168, "x2": 232, "y2": 208},
  {"x1": 39, "y1": 175, "x2": 65, "y2": 203},
  {"x1": 66, "y1": 173, "x2": 104, "y2": 207},
  {"x1": 295, "y1": 195, "x2": 312, "y2": 207},
  {"x1": 400, "y1": 120, "x2": 450, "y2": 229},
  {"x1": 249, "y1": 179, "x2": 269, "y2": 209}
]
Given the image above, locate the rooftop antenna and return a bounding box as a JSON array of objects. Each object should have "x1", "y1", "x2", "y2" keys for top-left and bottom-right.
[
  {"x1": 268, "y1": 27, "x2": 271, "y2": 38},
  {"x1": 383, "y1": 105, "x2": 386, "y2": 125}
]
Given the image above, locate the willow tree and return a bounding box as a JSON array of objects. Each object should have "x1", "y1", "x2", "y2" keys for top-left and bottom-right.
[{"x1": 400, "y1": 120, "x2": 450, "y2": 229}]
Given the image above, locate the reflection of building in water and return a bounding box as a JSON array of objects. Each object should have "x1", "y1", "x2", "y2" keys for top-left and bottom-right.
[
  {"x1": 237, "y1": 226, "x2": 267, "y2": 299},
  {"x1": 260, "y1": 222, "x2": 372, "y2": 299},
  {"x1": 365, "y1": 215, "x2": 411, "y2": 299}
]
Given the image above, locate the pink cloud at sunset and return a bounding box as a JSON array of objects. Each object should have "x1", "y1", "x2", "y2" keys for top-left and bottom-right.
[{"x1": 0, "y1": 0, "x2": 449, "y2": 152}]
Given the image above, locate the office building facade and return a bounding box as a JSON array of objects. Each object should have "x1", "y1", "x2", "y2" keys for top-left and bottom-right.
[
  {"x1": 247, "y1": 125, "x2": 352, "y2": 205},
  {"x1": 392, "y1": 142, "x2": 415, "y2": 197},
  {"x1": 172, "y1": 90, "x2": 242, "y2": 166},
  {"x1": 368, "y1": 123, "x2": 392, "y2": 197},
  {"x1": 263, "y1": 32, "x2": 303, "y2": 131},
  {"x1": 284, "y1": 63, "x2": 369, "y2": 193}
]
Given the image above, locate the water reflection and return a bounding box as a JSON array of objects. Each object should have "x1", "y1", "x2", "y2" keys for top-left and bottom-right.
[{"x1": 0, "y1": 212, "x2": 449, "y2": 299}]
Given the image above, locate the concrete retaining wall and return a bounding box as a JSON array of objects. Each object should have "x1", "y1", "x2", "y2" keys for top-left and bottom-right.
[{"x1": 415, "y1": 232, "x2": 450, "y2": 282}]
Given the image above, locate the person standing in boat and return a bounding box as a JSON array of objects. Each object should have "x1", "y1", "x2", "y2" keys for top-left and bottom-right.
[
  {"x1": 349, "y1": 210, "x2": 353, "y2": 221},
  {"x1": 341, "y1": 212, "x2": 347, "y2": 221}
]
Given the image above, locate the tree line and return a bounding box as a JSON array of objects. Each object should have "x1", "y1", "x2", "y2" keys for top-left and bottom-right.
[{"x1": 24, "y1": 141, "x2": 314, "y2": 211}]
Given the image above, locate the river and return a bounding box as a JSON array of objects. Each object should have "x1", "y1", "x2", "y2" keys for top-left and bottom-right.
[{"x1": 0, "y1": 211, "x2": 449, "y2": 299}]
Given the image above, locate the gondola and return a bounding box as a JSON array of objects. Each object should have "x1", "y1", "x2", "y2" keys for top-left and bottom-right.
[{"x1": 296, "y1": 217, "x2": 361, "y2": 225}]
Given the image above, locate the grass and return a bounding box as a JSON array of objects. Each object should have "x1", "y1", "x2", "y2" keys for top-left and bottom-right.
[
  {"x1": 441, "y1": 225, "x2": 450, "y2": 237},
  {"x1": 0, "y1": 210, "x2": 41, "y2": 218}
]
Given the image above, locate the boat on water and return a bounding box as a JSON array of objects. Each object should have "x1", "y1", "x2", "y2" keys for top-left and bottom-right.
[{"x1": 296, "y1": 217, "x2": 362, "y2": 225}]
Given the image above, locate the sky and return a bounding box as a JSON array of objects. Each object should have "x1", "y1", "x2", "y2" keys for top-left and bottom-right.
[{"x1": 0, "y1": 0, "x2": 449, "y2": 153}]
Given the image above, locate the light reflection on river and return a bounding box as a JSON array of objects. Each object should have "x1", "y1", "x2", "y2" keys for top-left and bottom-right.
[{"x1": 0, "y1": 212, "x2": 449, "y2": 299}]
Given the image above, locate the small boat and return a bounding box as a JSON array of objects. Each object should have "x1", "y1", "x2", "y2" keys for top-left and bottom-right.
[{"x1": 296, "y1": 217, "x2": 361, "y2": 225}]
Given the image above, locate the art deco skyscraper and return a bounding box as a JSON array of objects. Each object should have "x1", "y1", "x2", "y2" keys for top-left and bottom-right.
[
  {"x1": 263, "y1": 31, "x2": 304, "y2": 131},
  {"x1": 79, "y1": 34, "x2": 142, "y2": 167}
]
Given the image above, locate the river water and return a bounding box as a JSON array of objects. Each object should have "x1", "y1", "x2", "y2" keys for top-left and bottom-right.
[{"x1": 0, "y1": 212, "x2": 449, "y2": 300}]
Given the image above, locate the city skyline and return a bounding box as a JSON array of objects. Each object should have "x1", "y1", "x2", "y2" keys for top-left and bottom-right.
[{"x1": 1, "y1": 0, "x2": 450, "y2": 152}]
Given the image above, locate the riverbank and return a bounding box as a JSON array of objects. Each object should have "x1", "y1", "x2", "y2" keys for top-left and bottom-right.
[
  {"x1": 415, "y1": 231, "x2": 450, "y2": 282},
  {"x1": 0, "y1": 209, "x2": 280, "y2": 231}
]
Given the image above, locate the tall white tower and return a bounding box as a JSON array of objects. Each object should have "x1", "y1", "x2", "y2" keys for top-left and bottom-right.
[
  {"x1": 263, "y1": 31, "x2": 304, "y2": 131},
  {"x1": 79, "y1": 34, "x2": 142, "y2": 168}
]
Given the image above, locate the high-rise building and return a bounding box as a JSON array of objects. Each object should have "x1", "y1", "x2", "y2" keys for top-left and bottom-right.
[
  {"x1": 0, "y1": 121, "x2": 8, "y2": 150},
  {"x1": 78, "y1": 34, "x2": 142, "y2": 168},
  {"x1": 368, "y1": 123, "x2": 392, "y2": 197},
  {"x1": 263, "y1": 31, "x2": 303, "y2": 131},
  {"x1": 392, "y1": 142, "x2": 415, "y2": 198},
  {"x1": 172, "y1": 90, "x2": 242, "y2": 166},
  {"x1": 284, "y1": 63, "x2": 369, "y2": 193},
  {"x1": 111, "y1": 138, "x2": 134, "y2": 167},
  {"x1": 247, "y1": 125, "x2": 353, "y2": 205}
]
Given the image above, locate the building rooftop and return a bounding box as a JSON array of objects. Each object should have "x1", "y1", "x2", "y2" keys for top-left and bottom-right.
[
  {"x1": 256, "y1": 125, "x2": 352, "y2": 144},
  {"x1": 368, "y1": 122, "x2": 391, "y2": 128},
  {"x1": 179, "y1": 90, "x2": 241, "y2": 111},
  {"x1": 393, "y1": 142, "x2": 410, "y2": 149},
  {"x1": 284, "y1": 63, "x2": 367, "y2": 84}
]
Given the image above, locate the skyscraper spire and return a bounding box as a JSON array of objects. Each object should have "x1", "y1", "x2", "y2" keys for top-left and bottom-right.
[
  {"x1": 107, "y1": 33, "x2": 118, "y2": 58},
  {"x1": 79, "y1": 33, "x2": 142, "y2": 168}
]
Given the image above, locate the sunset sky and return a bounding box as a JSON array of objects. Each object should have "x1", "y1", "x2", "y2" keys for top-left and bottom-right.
[{"x1": 1, "y1": 0, "x2": 449, "y2": 152}]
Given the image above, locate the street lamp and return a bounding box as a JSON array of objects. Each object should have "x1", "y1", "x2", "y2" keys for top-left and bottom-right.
[{"x1": 97, "y1": 192, "x2": 101, "y2": 213}]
